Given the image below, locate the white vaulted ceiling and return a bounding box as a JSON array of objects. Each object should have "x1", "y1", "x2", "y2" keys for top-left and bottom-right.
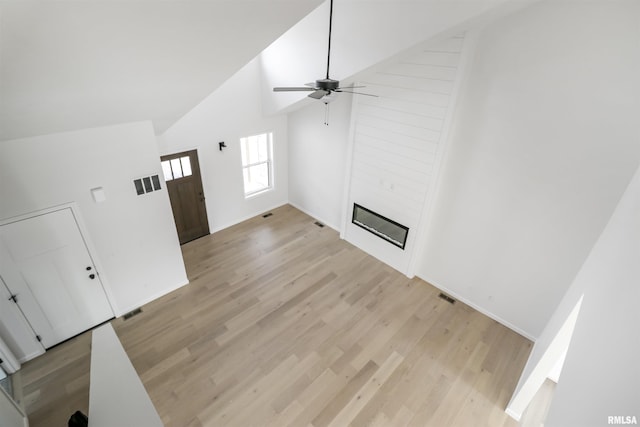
[
  {"x1": 0, "y1": 0, "x2": 536, "y2": 142},
  {"x1": 0, "y1": 0, "x2": 322, "y2": 141},
  {"x1": 259, "y1": 0, "x2": 538, "y2": 115}
]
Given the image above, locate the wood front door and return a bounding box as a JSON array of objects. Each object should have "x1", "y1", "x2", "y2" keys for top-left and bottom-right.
[
  {"x1": 0, "y1": 207, "x2": 114, "y2": 349},
  {"x1": 161, "y1": 150, "x2": 210, "y2": 244}
]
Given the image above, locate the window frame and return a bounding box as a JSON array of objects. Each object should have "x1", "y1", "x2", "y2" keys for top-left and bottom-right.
[
  {"x1": 161, "y1": 155, "x2": 193, "y2": 182},
  {"x1": 240, "y1": 132, "x2": 274, "y2": 198}
]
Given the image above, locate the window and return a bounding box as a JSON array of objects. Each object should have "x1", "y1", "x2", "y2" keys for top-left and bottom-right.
[
  {"x1": 240, "y1": 132, "x2": 273, "y2": 196},
  {"x1": 161, "y1": 156, "x2": 192, "y2": 181}
]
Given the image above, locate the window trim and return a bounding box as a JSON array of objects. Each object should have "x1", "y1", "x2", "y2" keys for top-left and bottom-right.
[{"x1": 240, "y1": 132, "x2": 274, "y2": 198}]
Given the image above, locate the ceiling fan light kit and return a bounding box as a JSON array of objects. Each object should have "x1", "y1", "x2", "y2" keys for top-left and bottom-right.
[{"x1": 273, "y1": 0, "x2": 376, "y2": 118}]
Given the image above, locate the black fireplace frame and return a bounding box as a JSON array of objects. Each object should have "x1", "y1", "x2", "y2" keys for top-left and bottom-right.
[{"x1": 351, "y1": 203, "x2": 409, "y2": 250}]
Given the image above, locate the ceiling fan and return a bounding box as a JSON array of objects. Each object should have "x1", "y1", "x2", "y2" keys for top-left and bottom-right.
[{"x1": 273, "y1": 0, "x2": 376, "y2": 102}]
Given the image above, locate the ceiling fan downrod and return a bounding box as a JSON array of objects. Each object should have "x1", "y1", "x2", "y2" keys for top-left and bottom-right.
[
  {"x1": 326, "y1": 0, "x2": 334, "y2": 80},
  {"x1": 272, "y1": 0, "x2": 377, "y2": 108}
]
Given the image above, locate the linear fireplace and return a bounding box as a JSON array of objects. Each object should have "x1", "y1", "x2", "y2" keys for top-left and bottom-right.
[{"x1": 351, "y1": 203, "x2": 409, "y2": 249}]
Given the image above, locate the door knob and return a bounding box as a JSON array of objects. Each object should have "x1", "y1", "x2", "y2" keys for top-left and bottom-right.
[{"x1": 89, "y1": 274, "x2": 96, "y2": 280}]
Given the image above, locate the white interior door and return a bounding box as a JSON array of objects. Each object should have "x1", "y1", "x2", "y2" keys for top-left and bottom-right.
[
  {"x1": 0, "y1": 207, "x2": 114, "y2": 348},
  {"x1": 0, "y1": 278, "x2": 44, "y2": 363}
]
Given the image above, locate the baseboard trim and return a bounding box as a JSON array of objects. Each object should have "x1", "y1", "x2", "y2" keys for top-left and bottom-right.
[
  {"x1": 17, "y1": 350, "x2": 44, "y2": 364},
  {"x1": 209, "y1": 202, "x2": 289, "y2": 234},
  {"x1": 417, "y1": 275, "x2": 537, "y2": 342},
  {"x1": 505, "y1": 407, "x2": 522, "y2": 421},
  {"x1": 113, "y1": 279, "x2": 189, "y2": 318},
  {"x1": 287, "y1": 202, "x2": 340, "y2": 233}
]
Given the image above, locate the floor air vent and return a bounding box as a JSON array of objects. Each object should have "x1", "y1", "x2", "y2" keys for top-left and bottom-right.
[
  {"x1": 123, "y1": 308, "x2": 143, "y2": 320},
  {"x1": 438, "y1": 293, "x2": 455, "y2": 304},
  {"x1": 262, "y1": 212, "x2": 273, "y2": 218}
]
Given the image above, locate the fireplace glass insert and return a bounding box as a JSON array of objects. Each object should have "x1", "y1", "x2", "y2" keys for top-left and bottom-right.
[{"x1": 352, "y1": 203, "x2": 409, "y2": 249}]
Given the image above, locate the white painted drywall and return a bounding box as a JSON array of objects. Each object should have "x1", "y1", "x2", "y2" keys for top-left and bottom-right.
[
  {"x1": 287, "y1": 94, "x2": 353, "y2": 230},
  {"x1": 0, "y1": 122, "x2": 188, "y2": 320},
  {"x1": 417, "y1": 0, "x2": 640, "y2": 339},
  {"x1": 286, "y1": 36, "x2": 468, "y2": 243},
  {"x1": 0, "y1": 386, "x2": 26, "y2": 427},
  {"x1": 89, "y1": 323, "x2": 162, "y2": 427},
  {"x1": 158, "y1": 58, "x2": 289, "y2": 232},
  {"x1": 343, "y1": 35, "x2": 467, "y2": 275},
  {"x1": 546, "y1": 346, "x2": 567, "y2": 384},
  {"x1": 506, "y1": 295, "x2": 582, "y2": 420},
  {"x1": 543, "y1": 160, "x2": 640, "y2": 426}
]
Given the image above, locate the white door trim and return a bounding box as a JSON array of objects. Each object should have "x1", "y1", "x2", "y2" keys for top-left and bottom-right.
[
  {"x1": 0, "y1": 334, "x2": 20, "y2": 373},
  {"x1": 0, "y1": 202, "x2": 117, "y2": 332}
]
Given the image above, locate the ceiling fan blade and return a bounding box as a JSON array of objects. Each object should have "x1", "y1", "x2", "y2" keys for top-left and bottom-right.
[
  {"x1": 305, "y1": 82, "x2": 317, "y2": 87},
  {"x1": 337, "y1": 86, "x2": 366, "y2": 89},
  {"x1": 273, "y1": 87, "x2": 316, "y2": 92},
  {"x1": 336, "y1": 90, "x2": 378, "y2": 97},
  {"x1": 308, "y1": 90, "x2": 329, "y2": 99}
]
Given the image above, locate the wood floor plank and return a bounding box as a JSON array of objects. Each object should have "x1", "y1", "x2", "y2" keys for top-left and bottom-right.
[
  {"x1": 327, "y1": 351, "x2": 404, "y2": 427},
  {"x1": 311, "y1": 359, "x2": 379, "y2": 427},
  {"x1": 19, "y1": 204, "x2": 533, "y2": 427}
]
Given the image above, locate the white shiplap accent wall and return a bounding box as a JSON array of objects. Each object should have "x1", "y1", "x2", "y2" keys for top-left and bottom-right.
[{"x1": 343, "y1": 35, "x2": 466, "y2": 274}]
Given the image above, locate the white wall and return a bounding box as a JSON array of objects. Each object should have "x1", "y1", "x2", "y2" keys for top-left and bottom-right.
[
  {"x1": 0, "y1": 386, "x2": 26, "y2": 427},
  {"x1": 90, "y1": 323, "x2": 163, "y2": 427},
  {"x1": 0, "y1": 122, "x2": 188, "y2": 318},
  {"x1": 158, "y1": 58, "x2": 289, "y2": 232},
  {"x1": 417, "y1": 0, "x2": 640, "y2": 339},
  {"x1": 542, "y1": 161, "x2": 640, "y2": 426},
  {"x1": 287, "y1": 95, "x2": 353, "y2": 230},
  {"x1": 287, "y1": 35, "x2": 468, "y2": 268},
  {"x1": 343, "y1": 35, "x2": 467, "y2": 275},
  {"x1": 506, "y1": 294, "x2": 582, "y2": 420}
]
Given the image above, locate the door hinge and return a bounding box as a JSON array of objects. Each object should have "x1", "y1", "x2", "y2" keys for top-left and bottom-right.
[
  {"x1": 8, "y1": 294, "x2": 18, "y2": 303},
  {"x1": 36, "y1": 335, "x2": 42, "y2": 342}
]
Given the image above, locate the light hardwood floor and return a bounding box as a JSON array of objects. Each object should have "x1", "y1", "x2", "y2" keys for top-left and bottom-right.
[{"x1": 21, "y1": 204, "x2": 532, "y2": 426}]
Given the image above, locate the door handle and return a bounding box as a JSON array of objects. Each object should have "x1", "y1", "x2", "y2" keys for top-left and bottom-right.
[
  {"x1": 8, "y1": 294, "x2": 18, "y2": 303},
  {"x1": 89, "y1": 274, "x2": 96, "y2": 280}
]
